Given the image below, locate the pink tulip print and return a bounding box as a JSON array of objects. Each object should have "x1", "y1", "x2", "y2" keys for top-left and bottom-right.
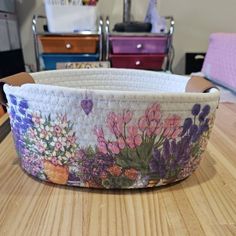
[
  {"x1": 126, "y1": 126, "x2": 142, "y2": 149},
  {"x1": 163, "y1": 115, "x2": 182, "y2": 139},
  {"x1": 92, "y1": 102, "x2": 213, "y2": 188},
  {"x1": 138, "y1": 102, "x2": 162, "y2": 137}
]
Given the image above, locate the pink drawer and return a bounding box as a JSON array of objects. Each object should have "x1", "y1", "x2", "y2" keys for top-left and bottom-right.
[
  {"x1": 110, "y1": 36, "x2": 168, "y2": 54},
  {"x1": 110, "y1": 54, "x2": 165, "y2": 70}
]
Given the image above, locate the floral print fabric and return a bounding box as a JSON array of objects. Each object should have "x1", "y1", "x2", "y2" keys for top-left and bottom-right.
[{"x1": 8, "y1": 95, "x2": 215, "y2": 189}]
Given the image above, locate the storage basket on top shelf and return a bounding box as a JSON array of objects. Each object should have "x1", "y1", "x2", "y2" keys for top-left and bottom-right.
[{"x1": 44, "y1": 2, "x2": 98, "y2": 33}]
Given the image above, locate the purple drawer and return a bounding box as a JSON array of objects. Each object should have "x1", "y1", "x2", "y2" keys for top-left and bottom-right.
[
  {"x1": 110, "y1": 54, "x2": 165, "y2": 70},
  {"x1": 110, "y1": 36, "x2": 168, "y2": 54}
]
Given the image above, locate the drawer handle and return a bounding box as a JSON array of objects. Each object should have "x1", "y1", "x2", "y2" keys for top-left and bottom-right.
[
  {"x1": 135, "y1": 61, "x2": 141, "y2": 66},
  {"x1": 65, "y1": 43, "x2": 72, "y2": 49},
  {"x1": 194, "y1": 55, "x2": 205, "y2": 60},
  {"x1": 136, "y1": 44, "x2": 143, "y2": 49}
]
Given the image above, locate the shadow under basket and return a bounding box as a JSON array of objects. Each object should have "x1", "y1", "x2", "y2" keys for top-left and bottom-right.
[{"x1": 0, "y1": 69, "x2": 219, "y2": 189}]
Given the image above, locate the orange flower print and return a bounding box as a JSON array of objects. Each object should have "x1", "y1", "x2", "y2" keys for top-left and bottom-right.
[
  {"x1": 124, "y1": 168, "x2": 139, "y2": 180},
  {"x1": 108, "y1": 165, "x2": 122, "y2": 176}
]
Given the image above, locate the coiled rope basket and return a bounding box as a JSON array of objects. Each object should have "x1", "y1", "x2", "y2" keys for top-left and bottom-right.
[{"x1": 0, "y1": 69, "x2": 219, "y2": 189}]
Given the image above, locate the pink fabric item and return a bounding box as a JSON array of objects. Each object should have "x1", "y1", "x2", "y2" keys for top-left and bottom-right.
[{"x1": 202, "y1": 33, "x2": 236, "y2": 92}]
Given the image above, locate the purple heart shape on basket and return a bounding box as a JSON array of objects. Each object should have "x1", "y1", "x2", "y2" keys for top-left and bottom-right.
[{"x1": 81, "y1": 99, "x2": 93, "y2": 115}]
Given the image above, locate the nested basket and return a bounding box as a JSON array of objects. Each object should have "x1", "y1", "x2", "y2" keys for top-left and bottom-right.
[{"x1": 0, "y1": 69, "x2": 219, "y2": 189}]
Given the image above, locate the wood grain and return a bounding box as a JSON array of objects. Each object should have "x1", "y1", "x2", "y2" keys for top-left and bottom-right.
[
  {"x1": 0, "y1": 113, "x2": 10, "y2": 143},
  {"x1": 0, "y1": 105, "x2": 5, "y2": 118},
  {"x1": 0, "y1": 103, "x2": 236, "y2": 236}
]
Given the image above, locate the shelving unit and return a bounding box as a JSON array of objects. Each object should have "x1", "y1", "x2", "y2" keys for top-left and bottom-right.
[
  {"x1": 105, "y1": 16, "x2": 175, "y2": 71},
  {"x1": 0, "y1": 10, "x2": 25, "y2": 77},
  {"x1": 32, "y1": 15, "x2": 104, "y2": 71},
  {"x1": 0, "y1": 2, "x2": 25, "y2": 118}
]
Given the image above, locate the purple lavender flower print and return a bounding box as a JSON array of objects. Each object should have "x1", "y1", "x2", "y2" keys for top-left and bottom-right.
[
  {"x1": 8, "y1": 95, "x2": 32, "y2": 156},
  {"x1": 149, "y1": 148, "x2": 165, "y2": 179},
  {"x1": 181, "y1": 104, "x2": 211, "y2": 142},
  {"x1": 191, "y1": 104, "x2": 201, "y2": 116},
  {"x1": 181, "y1": 118, "x2": 192, "y2": 136},
  {"x1": 21, "y1": 151, "x2": 45, "y2": 179},
  {"x1": 149, "y1": 138, "x2": 191, "y2": 180},
  {"x1": 149, "y1": 103, "x2": 212, "y2": 182},
  {"x1": 9, "y1": 95, "x2": 17, "y2": 105},
  {"x1": 202, "y1": 105, "x2": 210, "y2": 117},
  {"x1": 198, "y1": 105, "x2": 211, "y2": 122},
  {"x1": 76, "y1": 149, "x2": 115, "y2": 187}
]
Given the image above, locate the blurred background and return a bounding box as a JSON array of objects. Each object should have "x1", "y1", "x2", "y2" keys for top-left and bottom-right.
[{"x1": 16, "y1": 0, "x2": 236, "y2": 74}]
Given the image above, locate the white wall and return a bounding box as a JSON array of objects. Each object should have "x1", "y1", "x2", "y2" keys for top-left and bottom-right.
[
  {"x1": 159, "y1": 0, "x2": 236, "y2": 74},
  {"x1": 16, "y1": 0, "x2": 236, "y2": 74}
]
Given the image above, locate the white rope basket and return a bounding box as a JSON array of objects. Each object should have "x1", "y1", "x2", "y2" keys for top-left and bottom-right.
[{"x1": 2, "y1": 69, "x2": 219, "y2": 189}]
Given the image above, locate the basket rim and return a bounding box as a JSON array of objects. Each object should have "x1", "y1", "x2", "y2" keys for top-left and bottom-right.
[{"x1": 28, "y1": 68, "x2": 220, "y2": 99}]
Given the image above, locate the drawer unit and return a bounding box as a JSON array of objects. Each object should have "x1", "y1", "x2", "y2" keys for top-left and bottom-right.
[
  {"x1": 42, "y1": 53, "x2": 99, "y2": 70},
  {"x1": 105, "y1": 16, "x2": 174, "y2": 71},
  {"x1": 39, "y1": 36, "x2": 99, "y2": 54},
  {"x1": 32, "y1": 15, "x2": 104, "y2": 71},
  {"x1": 110, "y1": 54, "x2": 165, "y2": 70},
  {"x1": 110, "y1": 36, "x2": 168, "y2": 54}
]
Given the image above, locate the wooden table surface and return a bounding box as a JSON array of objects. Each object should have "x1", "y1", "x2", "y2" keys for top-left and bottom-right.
[{"x1": 0, "y1": 103, "x2": 236, "y2": 236}]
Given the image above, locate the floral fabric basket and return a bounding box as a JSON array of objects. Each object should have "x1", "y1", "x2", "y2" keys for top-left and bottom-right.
[{"x1": 0, "y1": 69, "x2": 219, "y2": 189}]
